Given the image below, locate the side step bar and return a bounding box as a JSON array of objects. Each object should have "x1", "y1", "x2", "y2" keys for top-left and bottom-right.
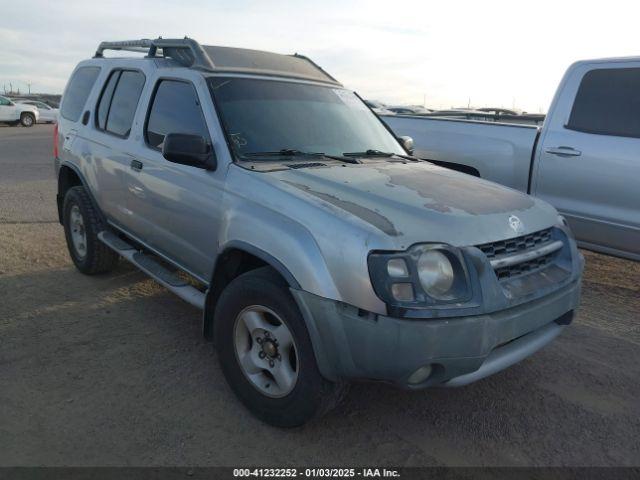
[{"x1": 98, "y1": 231, "x2": 205, "y2": 310}]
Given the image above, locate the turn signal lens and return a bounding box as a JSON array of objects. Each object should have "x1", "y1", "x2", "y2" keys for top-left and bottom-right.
[
  {"x1": 391, "y1": 283, "x2": 414, "y2": 301},
  {"x1": 387, "y1": 258, "x2": 408, "y2": 277},
  {"x1": 53, "y1": 122, "x2": 59, "y2": 159}
]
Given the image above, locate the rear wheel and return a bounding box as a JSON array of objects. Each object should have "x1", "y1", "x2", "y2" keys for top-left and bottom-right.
[
  {"x1": 63, "y1": 186, "x2": 119, "y2": 274},
  {"x1": 214, "y1": 267, "x2": 346, "y2": 427},
  {"x1": 20, "y1": 112, "x2": 35, "y2": 127}
]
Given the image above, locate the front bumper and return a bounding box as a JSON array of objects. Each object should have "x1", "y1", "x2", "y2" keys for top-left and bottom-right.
[{"x1": 291, "y1": 276, "x2": 581, "y2": 388}]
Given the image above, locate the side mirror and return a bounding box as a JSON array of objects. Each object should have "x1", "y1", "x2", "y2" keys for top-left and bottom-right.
[
  {"x1": 162, "y1": 133, "x2": 216, "y2": 170},
  {"x1": 398, "y1": 135, "x2": 414, "y2": 155}
]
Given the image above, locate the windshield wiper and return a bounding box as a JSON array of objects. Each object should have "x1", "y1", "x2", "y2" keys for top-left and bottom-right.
[
  {"x1": 343, "y1": 149, "x2": 394, "y2": 157},
  {"x1": 244, "y1": 149, "x2": 325, "y2": 157},
  {"x1": 343, "y1": 149, "x2": 419, "y2": 162},
  {"x1": 242, "y1": 149, "x2": 361, "y2": 164}
]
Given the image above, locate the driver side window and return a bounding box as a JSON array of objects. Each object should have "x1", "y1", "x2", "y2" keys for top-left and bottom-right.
[
  {"x1": 0, "y1": 97, "x2": 11, "y2": 106},
  {"x1": 145, "y1": 79, "x2": 210, "y2": 150}
]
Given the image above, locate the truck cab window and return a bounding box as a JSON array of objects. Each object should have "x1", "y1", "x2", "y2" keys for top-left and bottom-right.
[
  {"x1": 567, "y1": 68, "x2": 640, "y2": 138},
  {"x1": 145, "y1": 80, "x2": 210, "y2": 150}
]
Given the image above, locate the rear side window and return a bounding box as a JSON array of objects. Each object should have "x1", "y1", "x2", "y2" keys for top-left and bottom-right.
[
  {"x1": 96, "y1": 72, "x2": 119, "y2": 130},
  {"x1": 96, "y1": 70, "x2": 145, "y2": 137},
  {"x1": 61, "y1": 66, "x2": 100, "y2": 121},
  {"x1": 567, "y1": 68, "x2": 640, "y2": 138},
  {"x1": 145, "y1": 80, "x2": 209, "y2": 149}
]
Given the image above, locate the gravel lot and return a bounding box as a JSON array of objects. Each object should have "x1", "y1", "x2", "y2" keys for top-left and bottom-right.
[{"x1": 1, "y1": 124, "x2": 639, "y2": 467}]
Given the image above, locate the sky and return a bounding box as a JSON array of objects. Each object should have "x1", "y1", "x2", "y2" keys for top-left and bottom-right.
[{"x1": 1, "y1": 0, "x2": 638, "y2": 112}]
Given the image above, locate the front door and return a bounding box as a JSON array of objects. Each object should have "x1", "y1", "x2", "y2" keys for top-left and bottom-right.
[{"x1": 128, "y1": 78, "x2": 223, "y2": 281}]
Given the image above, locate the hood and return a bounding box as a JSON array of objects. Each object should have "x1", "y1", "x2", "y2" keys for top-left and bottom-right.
[{"x1": 268, "y1": 161, "x2": 558, "y2": 248}]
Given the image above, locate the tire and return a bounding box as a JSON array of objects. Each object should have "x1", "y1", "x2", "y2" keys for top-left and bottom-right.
[
  {"x1": 63, "y1": 186, "x2": 119, "y2": 275},
  {"x1": 20, "y1": 112, "x2": 35, "y2": 127},
  {"x1": 214, "y1": 267, "x2": 346, "y2": 427}
]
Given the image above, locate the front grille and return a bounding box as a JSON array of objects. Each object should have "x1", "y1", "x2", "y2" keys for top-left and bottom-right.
[
  {"x1": 493, "y1": 251, "x2": 556, "y2": 280},
  {"x1": 477, "y1": 228, "x2": 557, "y2": 280},
  {"x1": 477, "y1": 228, "x2": 552, "y2": 259}
]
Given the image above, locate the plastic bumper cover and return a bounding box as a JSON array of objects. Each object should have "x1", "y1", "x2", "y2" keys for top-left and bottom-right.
[{"x1": 291, "y1": 277, "x2": 581, "y2": 388}]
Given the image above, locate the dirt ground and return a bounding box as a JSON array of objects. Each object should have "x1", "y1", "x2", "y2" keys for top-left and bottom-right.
[{"x1": 1, "y1": 124, "x2": 639, "y2": 466}]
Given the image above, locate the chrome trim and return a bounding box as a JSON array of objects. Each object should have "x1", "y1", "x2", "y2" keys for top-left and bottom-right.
[{"x1": 489, "y1": 240, "x2": 563, "y2": 270}]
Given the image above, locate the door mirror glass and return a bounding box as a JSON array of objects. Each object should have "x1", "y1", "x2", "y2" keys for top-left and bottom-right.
[
  {"x1": 398, "y1": 135, "x2": 414, "y2": 155},
  {"x1": 162, "y1": 133, "x2": 216, "y2": 170}
]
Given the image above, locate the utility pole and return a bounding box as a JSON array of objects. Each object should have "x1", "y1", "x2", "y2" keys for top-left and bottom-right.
[{"x1": 27, "y1": 82, "x2": 31, "y2": 95}]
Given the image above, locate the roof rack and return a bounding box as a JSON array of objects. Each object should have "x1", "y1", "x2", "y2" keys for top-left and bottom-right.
[
  {"x1": 93, "y1": 38, "x2": 341, "y2": 85},
  {"x1": 94, "y1": 37, "x2": 215, "y2": 71}
]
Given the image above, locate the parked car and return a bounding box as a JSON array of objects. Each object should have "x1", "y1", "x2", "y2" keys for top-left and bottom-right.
[
  {"x1": 384, "y1": 57, "x2": 640, "y2": 261},
  {"x1": 55, "y1": 38, "x2": 583, "y2": 427},
  {"x1": 363, "y1": 99, "x2": 395, "y2": 115},
  {"x1": 387, "y1": 105, "x2": 432, "y2": 115},
  {"x1": 0, "y1": 95, "x2": 39, "y2": 127},
  {"x1": 477, "y1": 107, "x2": 522, "y2": 116},
  {"x1": 15, "y1": 100, "x2": 59, "y2": 123}
]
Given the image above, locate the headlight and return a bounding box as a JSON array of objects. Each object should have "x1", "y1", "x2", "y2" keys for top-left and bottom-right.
[
  {"x1": 368, "y1": 244, "x2": 472, "y2": 308},
  {"x1": 417, "y1": 250, "x2": 454, "y2": 299}
]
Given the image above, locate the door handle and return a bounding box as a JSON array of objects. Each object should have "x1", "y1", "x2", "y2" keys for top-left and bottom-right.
[
  {"x1": 130, "y1": 159, "x2": 143, "y2": 171},
  {"x1": 545, "y1": 146, "x2": 582, "y2": 157}
]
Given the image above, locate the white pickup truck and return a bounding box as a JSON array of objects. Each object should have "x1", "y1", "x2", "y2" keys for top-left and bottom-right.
[
  {"x1": 0, "y1": 95, "x2": 39, "y2": 127},
  {"x1": 384, "y1": 57, "x2": 640, "y2": 261}
]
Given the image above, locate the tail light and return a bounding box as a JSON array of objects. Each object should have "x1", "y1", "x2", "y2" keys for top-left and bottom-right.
[{"x1": 53, "y1": 122, "x2": 59, "y2": 159}]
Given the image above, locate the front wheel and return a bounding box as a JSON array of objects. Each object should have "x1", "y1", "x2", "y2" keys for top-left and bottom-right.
[
  {"x1": 214, "y1": 267, "x2": 346, "y2": 427},
  {"x1": 20, "y1": 112, "x2": 35, "y2": 127}
]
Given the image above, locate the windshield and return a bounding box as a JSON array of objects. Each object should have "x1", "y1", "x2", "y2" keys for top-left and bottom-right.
[{"x1": 208, "y1": 77, "x2": 405, "y2": 159}]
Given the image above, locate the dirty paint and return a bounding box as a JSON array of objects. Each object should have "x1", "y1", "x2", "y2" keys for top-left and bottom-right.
[
  {"x1": 282, "y1": 180, "x2": 402, "y2": 236},
  {"x1": 378, "y1": 164, "x2": 534, "y2": 215}
]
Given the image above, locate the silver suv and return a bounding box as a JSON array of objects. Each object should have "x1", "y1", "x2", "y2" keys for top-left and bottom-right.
[{"x1": 55, "y1": 38, "x2": 583, "y2": 427}]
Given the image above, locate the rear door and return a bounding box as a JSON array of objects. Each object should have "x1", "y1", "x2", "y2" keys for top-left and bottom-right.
[
  {"x1": 88, "y1": 68, "x2": 146, "y2": 227},
  {"x1": 533, "y1": 62, "x2": 640, "y2": 259}
]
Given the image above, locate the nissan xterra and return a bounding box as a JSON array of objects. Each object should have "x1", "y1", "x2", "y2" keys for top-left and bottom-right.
[{"x1": 55, "y1": 38, "x2": 583, "y2": 426}]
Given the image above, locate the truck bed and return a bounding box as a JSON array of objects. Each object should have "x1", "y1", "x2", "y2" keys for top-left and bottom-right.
[{"x1": 382, "y1": 115, "x2": 540, "y2": 193}]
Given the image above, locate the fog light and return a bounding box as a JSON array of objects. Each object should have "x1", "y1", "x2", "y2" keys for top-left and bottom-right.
[
  {"x1": 391, "y1": 283, "x2": 414, "y2": 301},
  {"x1": 408, "y1": 365, "x2": 433, "y2": 385}
]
